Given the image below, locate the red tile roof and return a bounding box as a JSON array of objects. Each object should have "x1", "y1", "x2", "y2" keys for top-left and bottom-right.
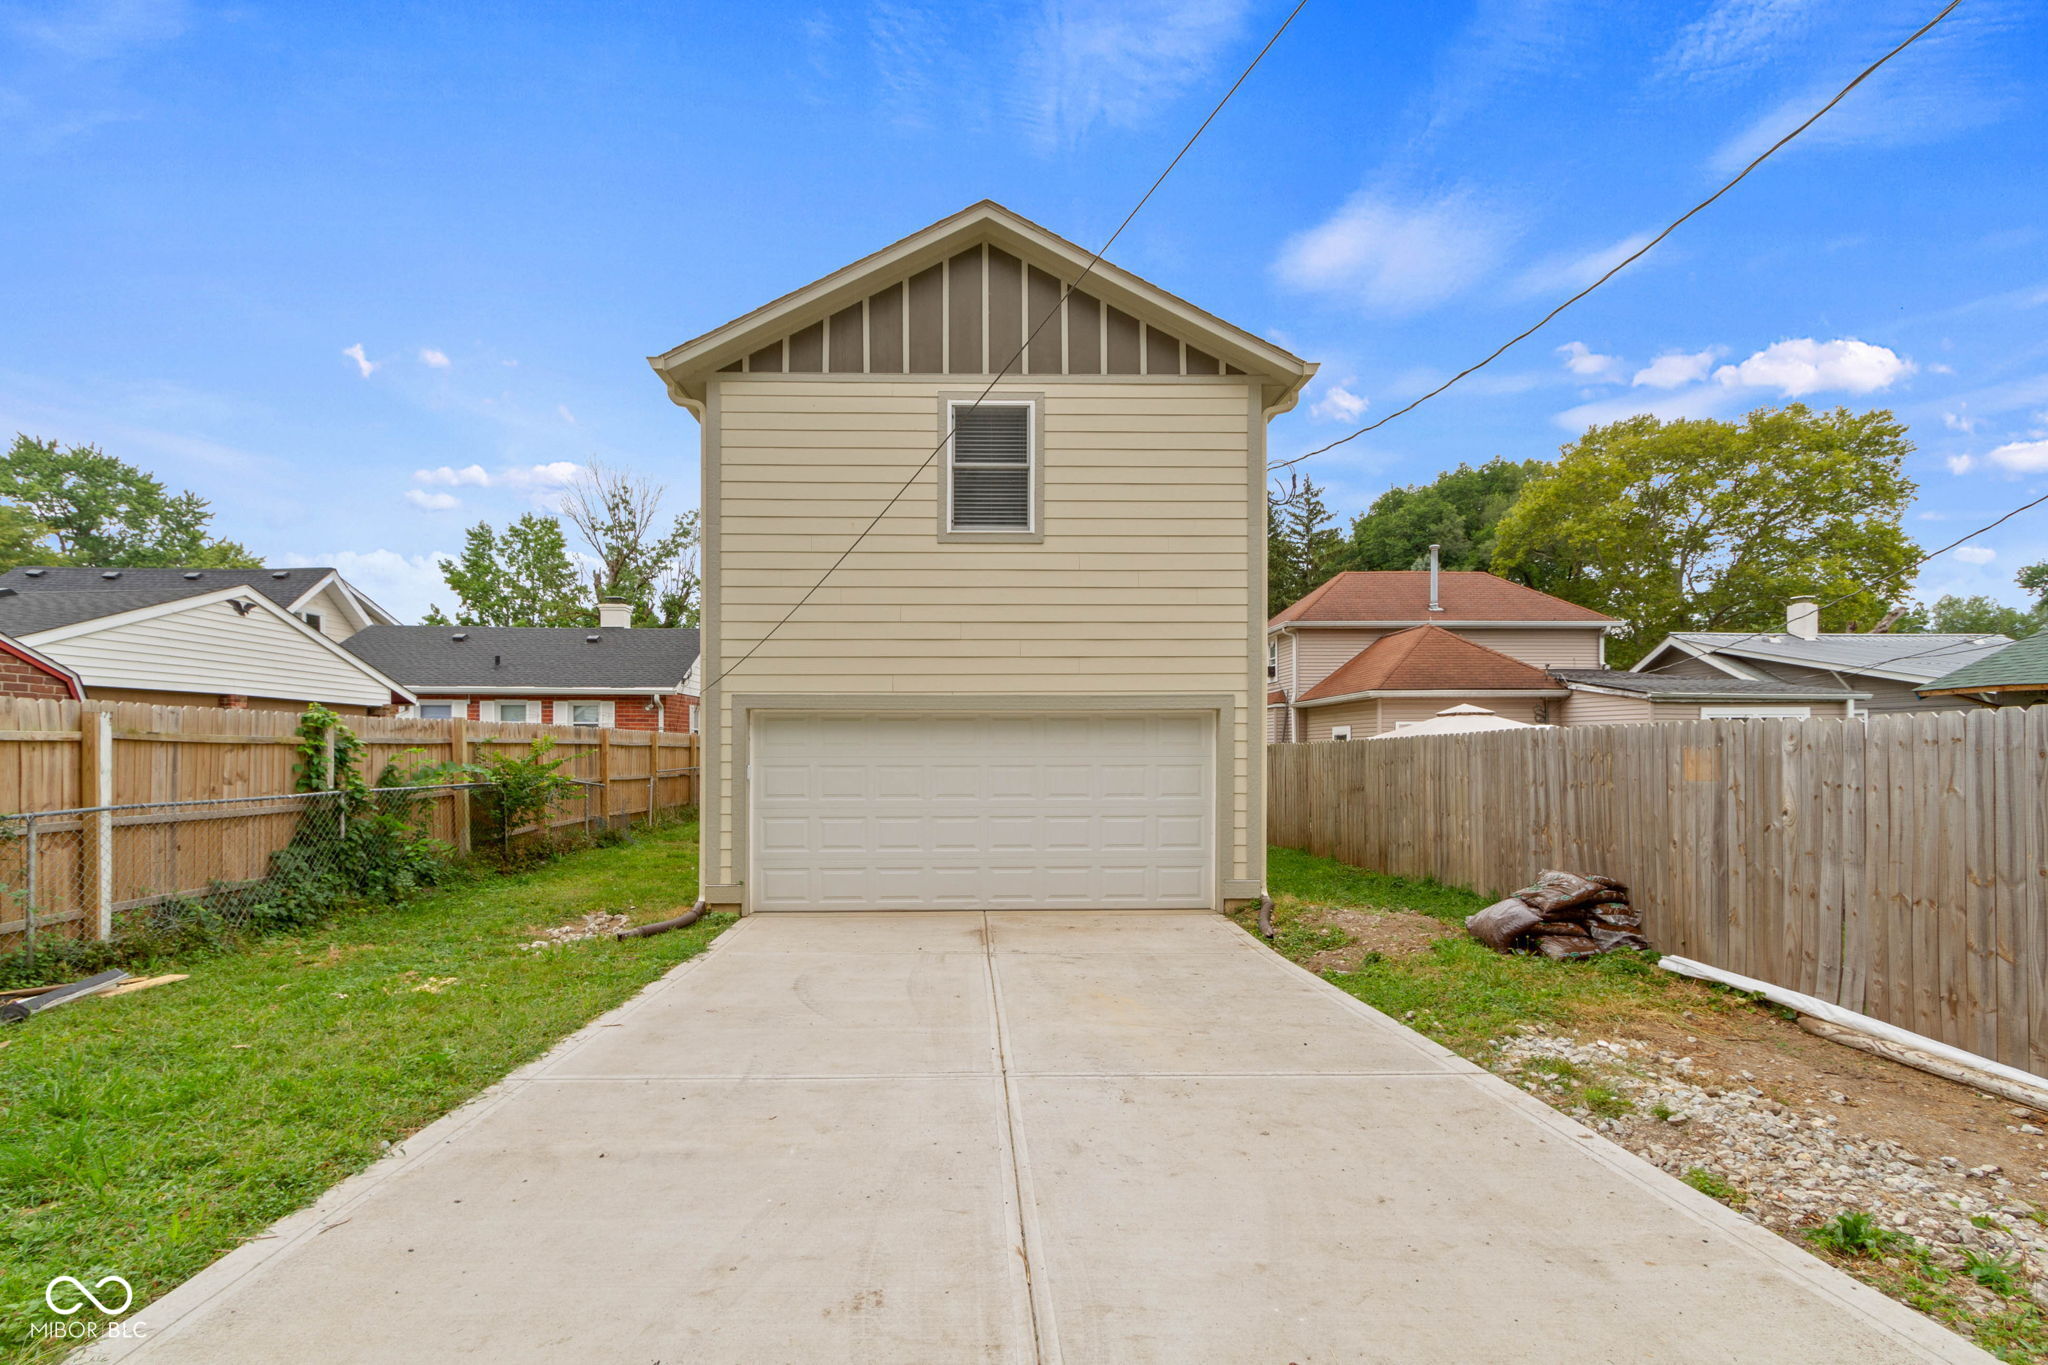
[
  {"x1": 1270, "y1": 571, "x2": 1616, "y2": 625},
  {"x1": 1298, "y1": 626, "x2": 1563, "y2": 701}
]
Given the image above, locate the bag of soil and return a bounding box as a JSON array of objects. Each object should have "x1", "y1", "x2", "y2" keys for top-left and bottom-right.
[
  {"x1": 1465, "y1": 898, "x2": 1542, "y2": 953},
  {"x1": 1514, "y1": 870, "x2": 1608, "y2": 915},
  {"x1": 1535, "y1": 934, "x2": 1601, "y2": 960},
  {"x1": 1588, "y1": 924, "x2": 1652, "y2": 953},
  {"x1": 1588, "y1": 875, "x2": 1629, "y2": 894},
  {"x1": 1588, "y1": 900, "x2": 1641, "y2": 931}
]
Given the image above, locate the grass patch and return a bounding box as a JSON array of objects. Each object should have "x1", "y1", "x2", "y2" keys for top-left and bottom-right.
[
  {"x1": 0, "y1": 819, "x2": 721, "y2": 1361},
  {"x1": 1681, "y1": 1167, "x2": 1749, "y2": 1210},
  {"x1": 1578, "y1": 1084, "x2": 1633, "y2": 1119},
  {"x1": 1807, "y1": 1210, "x2": 1908, "y2": 1259}
]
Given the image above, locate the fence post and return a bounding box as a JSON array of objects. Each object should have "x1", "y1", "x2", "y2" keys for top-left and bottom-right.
[
  {"x1": 22, "y1": 812, "x2": 37, "y2": 966},
  {"x1": 598, "y1": 728, "x2": 614, "y2": 831},
  {"x1": 448, "y1": 718, "x2": 472, "y2": 855},
  {"x1": 79, "y1": 705, "x2": 115, "y2": 938},
  {"x1": 647, "y1": 733, "x2": 657, "y2": 826}
]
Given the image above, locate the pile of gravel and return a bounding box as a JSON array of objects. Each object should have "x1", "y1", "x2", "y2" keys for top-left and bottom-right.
[
  {"x1": 1492, "y1": 1026, "x2": 2048, "y2": 1309},
  {"x1": 517, "y1": 911, "x2": 632, "y2": 950}
]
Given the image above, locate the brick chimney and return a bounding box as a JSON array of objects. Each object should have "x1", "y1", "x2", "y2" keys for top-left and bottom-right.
[{"x1": 598, "y1": 597, "x2": 633, "y2": 629}]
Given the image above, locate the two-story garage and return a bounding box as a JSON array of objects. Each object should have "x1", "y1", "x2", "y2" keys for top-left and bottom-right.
[{"x1": 649, "y1": 201, "x2": 1314, "y2": 915}]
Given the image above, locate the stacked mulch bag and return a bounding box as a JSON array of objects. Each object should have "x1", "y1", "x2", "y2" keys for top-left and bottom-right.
[{"x1": 1464, "y1": 869, "x2": 1651, "y2": 959}]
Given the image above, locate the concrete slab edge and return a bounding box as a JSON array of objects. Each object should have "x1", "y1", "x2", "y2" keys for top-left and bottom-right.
[
  {"x1": 74, "y1": 916, "x2": 761, "y2": 1363},
  {"x1": 1240, "y1": 931, "x2": 1997, "y2": 1364}
]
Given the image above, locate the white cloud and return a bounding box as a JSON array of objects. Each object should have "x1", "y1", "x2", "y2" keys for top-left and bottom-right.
[
  {"x1": 1274, "y1": 190, "x2": 1507, "y2": 315},
  {"x1": 419, "y1": 348, "x2": 450, "y2": 369},
  {"x1": 1309, "y1": 383, "x2": 1369, "y2": 423},
  {"x1": 1943, "y1": 411, "x2": 1977, "y2": 433},
  {"x1": 404, "y1": 489, "x2": 459, "y2": 511},
  {"x1": 1660, "y1": 0, "x2": 1818, "y2": 81},
  {"x1": 1018, "y1": 0, "x2": 1248, "y2": 148},
  {"x1": 1511, "y1": 232, "x2": 1654, "y2": 300},
  {"x1": 1946, "y1": 454, "x2": 1977, "y2": 475},
  {"x1": 1633, "y1": 347, "x2": 1724, "y2": 389},
  {"x1": 1987, "y1": 438, "x2": 2048, "y2": 473},
  {"x1": 556, "y1": 404, "x2": 576, "y2": 424},
  {"x1": 1553, "y1": 386, "x2": 1736, "y2": 431},
  {"x1": 414, "y1": 464, "x2": 491, "y2": 487},
  {"x1": 1953, "y1": 545, "x2": 1997, "y2": 565},
  {"x1": 500, "y1": 461, "x2": 583, "y2": 489},
  {"x1": 272, "y1": 549, "x2": 452, "y2": 624},
  {"x1": 342, "y1": 343, "x2": 376, "y2": 379},
  {"x1": 1556, "y1": 341, "x2": 1623, "y2": 383},
  {"x1": 1712, "y1": 338, "x2": 1913, "y2": 397}
]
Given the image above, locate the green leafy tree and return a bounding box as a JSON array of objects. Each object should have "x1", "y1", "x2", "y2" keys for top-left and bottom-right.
[
  {"x1": 1893, "y1": 559, "x2": 2048, "y2": 637},
  {"x1": 1266, "y1": 473, "x2": 1343, "y2": 617},
  {"x1": 1490, "y1": 405, "x2": 1920, "y2": 665},
  {"x1": 0, "y1": 434, "x2": 261, "y2": 567},
  {"x1": 0, "y1": 504, "x2": 52, "y2": 573},
  {"x1": 1336, "y1": 457, "x2": 1544, "y2": 574},
  {"x1": 430, "y1": 513, "x2": 586, "y2": 626},
  {"x1": 561, "y1": 464, "x2": 699, "y2": 627}
]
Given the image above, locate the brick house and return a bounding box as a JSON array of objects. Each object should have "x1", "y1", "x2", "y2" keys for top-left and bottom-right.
[
  {"x1": 0, "y1": 632, "x2": 83, "y2": 700},
  {"x1": 341, "y1": 610, "x2": 700, "y2": 732}
]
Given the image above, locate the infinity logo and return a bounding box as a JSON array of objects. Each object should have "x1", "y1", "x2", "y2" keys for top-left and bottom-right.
[{"x1": 46, "y1": 1275, "x2": 134, "y2": 1316}]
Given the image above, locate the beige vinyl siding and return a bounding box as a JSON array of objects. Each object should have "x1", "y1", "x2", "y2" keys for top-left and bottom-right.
[
  {"x1": 1744, "y1": 660, "x2": 1971, "y2": 714},
  {"x1": 1284, "y1": 628, "x2": 1386, "y2": 695},
  {"x1": 1642, "y1": 651, "x2": 1740, "y2": 681},
  {"x1": 1563, "y1": 691, "x2": 1657, "y2": 726},
  {"x1": 292, "y1": 583, "x2": 360, "y2": 641},
  {"x1": 1301, "y1": 698, "x2": 1377, "y2": 741},
  {"x1": 707, "y1": 376, "x2": 1258, "y2": 892},
  {"x1": 1453, "y1": 627, "x2": 1603, "y2": 670},
  {"x1": 29, "y1": 601, "x2": 396, "y2": 708}
]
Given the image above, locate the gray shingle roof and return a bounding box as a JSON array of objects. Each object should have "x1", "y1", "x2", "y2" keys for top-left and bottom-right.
[
  {"x1": 340, "y1": 625, "x2": 700, "y2": 690},
  {"x1": 1918, "y1": 629, "x2": 2048, "y2": 694},
  {"x1": 1652, "y1": 631, "x2": 2012, "y2": 683},
  {"x1": 0, "y1": 564, "x2": 336, "y2": 612},
  {"x1": 1553, "y1": 668, "x2": 1868, "y2": 701},
  {"x1": 0, "y1": 585, "x2": 250, "y2": 635}
]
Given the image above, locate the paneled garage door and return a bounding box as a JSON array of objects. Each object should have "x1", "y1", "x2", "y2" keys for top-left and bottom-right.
[{"x1": 750, "y1": 712, "x2": 1214, "y2": 911}]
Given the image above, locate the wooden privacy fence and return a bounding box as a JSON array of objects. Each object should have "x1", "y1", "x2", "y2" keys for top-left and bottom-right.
[
  {"x1": 1267, "y1": 707, "x2": 2048, "y2": 1075},
  {"x1": 0, "y1": 697, "x2": 700, "y2": 946}
]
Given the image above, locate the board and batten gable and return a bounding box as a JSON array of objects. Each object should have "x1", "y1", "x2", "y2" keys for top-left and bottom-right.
[{"x1": 652, "y1": 203, "x2": 1314, "y2": 914}]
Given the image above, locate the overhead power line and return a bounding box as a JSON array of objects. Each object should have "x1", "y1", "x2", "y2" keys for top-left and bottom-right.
[
  {"x1": 1267, "y1": 0, "x2": 1964, "y2": 476},
  {"x1": 702, "y1": 0, "x2": 1311, "y2": 697}
]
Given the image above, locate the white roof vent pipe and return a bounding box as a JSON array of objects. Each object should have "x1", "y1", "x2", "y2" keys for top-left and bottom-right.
[
  {"x1": 1427, "y1": 545, "x2": 1444, "y2": 612},
  {"x1": 1787, "y1": 596, "x2": 1820, "y2": 640},
  {"x1": 598, "y1": 597, "x2": 633, "y2": 629}
]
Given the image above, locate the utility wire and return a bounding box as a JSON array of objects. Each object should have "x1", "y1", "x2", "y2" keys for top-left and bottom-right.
[
  {"x1": 1629, "y1": 488, "x2": 2048, "y2": 676},
  {"x1": 701, "y1": 0, "x2": 1310, "y2": 697},
  {"x1": 1267, "y1": 0, "x2": 1964, "y2": 476}
]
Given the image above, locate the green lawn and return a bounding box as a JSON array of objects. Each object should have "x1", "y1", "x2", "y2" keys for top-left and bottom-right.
[{"x1": 0, "y1": 819, "x2": 725, "y2": 1360}]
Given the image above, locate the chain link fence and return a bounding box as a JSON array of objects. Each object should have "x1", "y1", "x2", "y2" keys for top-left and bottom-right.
[{"x1": 0, "y1": 781, "x2": 616, "y2": 972}]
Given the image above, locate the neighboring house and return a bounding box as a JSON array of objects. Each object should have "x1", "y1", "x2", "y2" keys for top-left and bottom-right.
[
  {"x1": 1631, "y1": 597, "x2": 2013, "y2": 715},
  {"x1": 0, "y1": 567, "x2": 412, "y2": 713},
  {"x1": 647, "y1": 200, "x2": 1315, "y2": 914},
  {"x1": 1549, "y1": 669, "x2": 1866, "y2": 723},
  {"x1": 1915, "y1": 628, "x2": 2048, "y2": 708},
  {"x1": 342, "y1": 605, "x2": 701, "y2": 732},
  {"x1": 0, "y1": 565, "x2": 399, "y2": 642},
  {"x1": 0, "y1": 632, "x2": 82, "y2": 700},
  {"x1": 1268, "y1": 565, "x2": 1616, "y2": 741}
]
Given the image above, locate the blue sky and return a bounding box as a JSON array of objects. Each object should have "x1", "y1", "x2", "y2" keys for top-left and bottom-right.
[{"x1": 1, "y1": 0, "x2": 2042, "y2": 621}]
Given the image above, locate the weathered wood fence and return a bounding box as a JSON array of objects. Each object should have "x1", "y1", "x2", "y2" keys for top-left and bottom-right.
[
  {"x1": 1267, "y1": 707, "x2": 2048, "y2": 1075},
  {"x1": 0, "y1": 698, "x2": 700, "y2": 945}
]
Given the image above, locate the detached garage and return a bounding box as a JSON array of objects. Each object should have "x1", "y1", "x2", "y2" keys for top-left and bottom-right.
[{"x1": 749, "y1": 712, "x2": 1215, "y2": 911}]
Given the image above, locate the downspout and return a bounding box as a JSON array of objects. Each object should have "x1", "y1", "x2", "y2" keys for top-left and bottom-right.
[{"x1": 1287, "y1": 626, "x2": 1301, "y2": 741}]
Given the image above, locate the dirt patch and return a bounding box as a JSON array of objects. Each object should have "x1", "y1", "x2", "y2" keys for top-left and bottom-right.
[{"x1": 1298, "y1": 905, "x2": 1458, "y2": 973}]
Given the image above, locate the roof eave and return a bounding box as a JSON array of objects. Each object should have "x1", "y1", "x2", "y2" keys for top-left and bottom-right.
[{"x1": 1297, "y1": 686, "x2": 1570, "y2": 708}]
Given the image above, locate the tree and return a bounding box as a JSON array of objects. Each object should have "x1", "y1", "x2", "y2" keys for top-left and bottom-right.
[
  {"x1": 1335, "y1": 457, "x2": 1543, "y2": 574},
  {"x1": 560, "y1": 464, "x2": 699, "y2": 627},
  {"x1": 1266, "y1": 473, "x2": 1342, "y2": 616},
  {"x1": 0, "y1": 504, "x2": 51, "y2": 573},
  {"x1": 0, "y1": 434, "x2": 261, "y2": 567},
  {"x1": 1892, "y1": 559, "x2": 2048, "y2": 638},
  {"x1": 1490, "y1": 405, "x2": 1921, "y2": 666},
  {"x1": 429, "y1": 514, "x2": 586, "y2": 626}
]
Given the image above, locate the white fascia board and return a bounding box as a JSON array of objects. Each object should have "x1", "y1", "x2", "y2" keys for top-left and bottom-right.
[
  {"x1": 23, "y1": 586, "x2": 417, "y2": 701},
  {"x1": 405, "y1": 684, "x2": 685, "y2": 696},
  {"x1": 1631, "y1": 636, "x2": 1760, "y2": 679},
  {"x1": 1277, "y1": 619, "x2": 1612, "y2": 631},
  {"x1": 1297, "y1": 687, "x2": 1570, "y2": 709},
  {"x1": 1564, "y1": 680, "x2": 1870, "y2": 703}
]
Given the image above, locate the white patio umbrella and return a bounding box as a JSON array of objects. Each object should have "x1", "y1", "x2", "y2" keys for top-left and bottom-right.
[{"x1": 1367, "y1": 702, "x2": 1549, "y2": 739}]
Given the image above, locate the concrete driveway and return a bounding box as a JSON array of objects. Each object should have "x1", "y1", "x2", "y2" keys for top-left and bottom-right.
[{"x1": 94, "y1": 911, "x2": 1987, "y2": 1363}]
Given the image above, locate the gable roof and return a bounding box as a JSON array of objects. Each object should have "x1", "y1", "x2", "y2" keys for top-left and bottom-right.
[
  {"x1": 1551, "y1": 668, "x2": 1867, "y2": 702},
  {"x1": 342, "y1": 625, "x2": 701, "y2": 691},
  {"x1": 648, "y1": 200, "x2": 1315, "y2": 415},
  {"x1": 0, "y1": 631, "x2": 81, "y2": 697},
  {"x1": 1297, "y1": 625, "x2": 1565, "y2": 704},
  {"x1": 1271, "y1": 571, "x2": 1618, "y2": 627},
  {"x1": 0, "y1": 565, "x2": 394, "y2": 628},
  {"x1": 1917, "y1": 629, "x2": 2048, "y2": 695},
  {"x1": 1639, "y1": 631, "x2": 2012, "y2": 685}
]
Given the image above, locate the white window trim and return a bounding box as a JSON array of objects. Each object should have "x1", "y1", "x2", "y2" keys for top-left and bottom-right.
[
  {"x1": 937, "y1": 393, "x2": 1043, "y2": 544},
  {"x1": 1330, "y1": 725, "x2": 1353, "y2": 741},
  {"x1": 412, "y1": 698, "x2": 464, "y2": 720},
  {"x1": 487, "y1": 699, "x2": 537, "y2": 724},
  {"x1": 1700, "y1": 705, "x2": 1813, "y2": 720},
  {"x1": 559, "y1": 698, "x2": 615, "y2": 728}
]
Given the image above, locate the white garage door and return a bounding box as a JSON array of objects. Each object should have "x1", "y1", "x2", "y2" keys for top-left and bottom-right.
[{"x1": 751, "y1": 712, "x2": 1214, "y2": 911}]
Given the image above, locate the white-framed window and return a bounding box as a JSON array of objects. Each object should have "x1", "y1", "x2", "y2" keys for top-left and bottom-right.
[
  {"x1": 299, "y1": 611, "x2": 323, "y2": 632},
  {"x1": 1267, "y1": 640, "x2": 1279, "y2": 681},
  {"x1": 490, "y1": 700, "x2": 533, "y2": 724},
  {"x1": 414, "y1": 700, "x2": 460, "y2": 720},
  {"x1": 1330, "y1": 725, "x2": 1353, "y2": 741},
  {"x1": 944, "y1": 399, "x2": 1036, "y2": 534},
  {"x1": 686, "y1": 702, "x2": 699, "y2": 733},
  {"x1": 559, "y1": 699, "x2": 614, "y2": 728}
]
